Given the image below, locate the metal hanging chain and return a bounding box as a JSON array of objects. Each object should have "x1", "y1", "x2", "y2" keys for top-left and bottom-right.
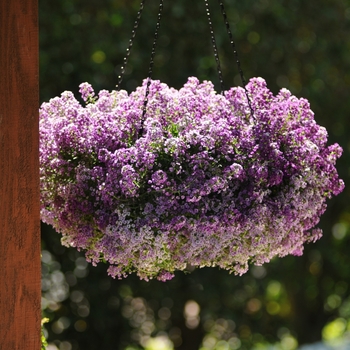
[
  {"x1": 116, "y1": 0, "x2": 147, "y2": 90},
  {"x1": 204, "y1": 0, "x2": 225, "y2": 94},
  {"x1": 217, "y1": 0, "x2": 254, "y2": 117},
  {"x1": 139, "y1": 0, "x2": 164, "y2": 138}
]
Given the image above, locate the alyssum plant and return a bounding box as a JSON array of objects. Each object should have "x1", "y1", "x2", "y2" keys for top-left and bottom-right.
[{"x1": 40, "y1": 77, "x2": 344, "y2": 281}]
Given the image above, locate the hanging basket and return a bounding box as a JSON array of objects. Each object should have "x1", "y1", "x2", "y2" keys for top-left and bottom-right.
[{"x1": 40, "y1": 76, "x2": 344, "y2": 281}]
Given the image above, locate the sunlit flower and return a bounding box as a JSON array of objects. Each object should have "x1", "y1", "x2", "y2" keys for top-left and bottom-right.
[{"x1": 39, "y1": 77, "x2": 344, "y2": 281}]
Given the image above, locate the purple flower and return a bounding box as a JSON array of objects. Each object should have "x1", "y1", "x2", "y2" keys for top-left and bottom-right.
[
  {"x1": 151, "y1": 170, "x2": 168, "y2": 187},
  {"x1": 39, "y1": 77, "x2": 344, "y2": 281},
  {"x1": 79, "y1": 82, "x2": 95, "y2": 103}
]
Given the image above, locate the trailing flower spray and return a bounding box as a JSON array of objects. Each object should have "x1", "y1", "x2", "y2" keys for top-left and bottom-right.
[{"x1": 40, "y1": 77, "x2": 344, "y2": 281}]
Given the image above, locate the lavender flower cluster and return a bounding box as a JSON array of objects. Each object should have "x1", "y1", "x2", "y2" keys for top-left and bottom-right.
[{"x1": 40, "y1": 77, "x2": 344, "y2": 281}]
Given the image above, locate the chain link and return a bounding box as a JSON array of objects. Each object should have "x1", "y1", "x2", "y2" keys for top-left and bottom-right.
[
  {"x1": 204, "y1": 0, "x2": 225, "y2": 94},
  {"x1": 217, "y1": 0, "x2": 254, "y2": 118},
  {"x1": 116, "y1": 0, "x2": 147, "y2": 90},
  {"x1": 139, "y1": 0, "x2": 165, "y2": 137}
]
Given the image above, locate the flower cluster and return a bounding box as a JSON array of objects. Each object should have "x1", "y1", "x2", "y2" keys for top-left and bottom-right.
[{"x1": 40, "y1": 77, "x2": 344, "y2": 281}]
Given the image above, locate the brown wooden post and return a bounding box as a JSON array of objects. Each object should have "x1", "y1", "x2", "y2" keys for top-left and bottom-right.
[{"x1": 0, "y1": 0, "x2": 41, "y2": 349}]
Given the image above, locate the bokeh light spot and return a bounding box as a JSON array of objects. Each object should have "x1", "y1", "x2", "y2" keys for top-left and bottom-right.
[{"x1": 91, "y1": 50, "x2": 106, "y2": 64}]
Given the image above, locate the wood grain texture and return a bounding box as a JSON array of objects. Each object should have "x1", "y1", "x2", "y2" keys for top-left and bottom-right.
[{"x1": 0, "y1": 0, "x2": 41, "y2": 349}]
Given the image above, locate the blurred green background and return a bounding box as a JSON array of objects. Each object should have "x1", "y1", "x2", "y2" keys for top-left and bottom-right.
[{"x1": 40, "y1": 1, "x2": 350, "y2": 349}]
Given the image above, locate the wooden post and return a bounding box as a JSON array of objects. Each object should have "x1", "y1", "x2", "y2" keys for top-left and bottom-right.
[{"x1": 0, "y1": 0, "x2": 41, "y2": 349}]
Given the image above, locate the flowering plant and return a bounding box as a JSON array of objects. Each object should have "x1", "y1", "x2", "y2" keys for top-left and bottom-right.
[{"x1": 40, "y1": 77, "x2": 344, "y2": 281}]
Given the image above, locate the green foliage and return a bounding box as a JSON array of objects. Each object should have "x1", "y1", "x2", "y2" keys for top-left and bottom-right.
[
  {"x1": 40, "y1": 0, "x2": 350, "y2": 349},
  {"x1": 41, "y1": 317, "x2": 49, "y2": 350}
]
